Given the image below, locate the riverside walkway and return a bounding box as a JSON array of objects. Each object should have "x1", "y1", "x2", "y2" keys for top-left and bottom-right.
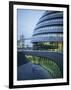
[{"x1": 18, "y1": 49, "x2": 63, "y2": 73}]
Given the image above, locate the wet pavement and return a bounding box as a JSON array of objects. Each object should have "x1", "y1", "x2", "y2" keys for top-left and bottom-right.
[{"x1": 17, "y1": 62, "x2": 52, "y2": 80}]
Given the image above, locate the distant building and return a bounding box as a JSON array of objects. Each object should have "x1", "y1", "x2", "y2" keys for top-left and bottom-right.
[{"x1": 17, "y1": 34, "x2": 24, "y2": 49}]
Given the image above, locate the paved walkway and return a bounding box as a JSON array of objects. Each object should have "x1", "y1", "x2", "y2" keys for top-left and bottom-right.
[{"x1": 17, "y1": 62, "x2": 52, "y2": 80}]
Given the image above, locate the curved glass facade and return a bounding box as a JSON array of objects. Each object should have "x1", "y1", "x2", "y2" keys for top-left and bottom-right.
[
  {"x1": 32, "y1": 11, "x2": 63, "y2": 52},
  {"x1": 31, "y1": 11, "x2": 63, "y2": 78}
]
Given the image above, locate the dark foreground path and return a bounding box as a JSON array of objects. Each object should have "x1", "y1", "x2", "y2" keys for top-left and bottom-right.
[{"x1": 17, "y1": 62, "x2": 52, "y2": 80}]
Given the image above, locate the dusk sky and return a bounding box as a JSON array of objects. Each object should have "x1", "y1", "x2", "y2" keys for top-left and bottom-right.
[{"x1": 17, "y1": 9, "x2": 45, "y2": 47}]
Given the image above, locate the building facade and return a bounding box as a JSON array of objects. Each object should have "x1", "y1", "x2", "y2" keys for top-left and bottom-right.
[
  {"x1": 30, "y1": 11, "x2": 63, "y2": 78},
  {"x1": 31, "y1": 11, "x2": 63, "y2": 52}
]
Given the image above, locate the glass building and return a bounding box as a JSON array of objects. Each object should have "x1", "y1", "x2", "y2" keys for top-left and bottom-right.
[
  {"x1": 29, "y1": 11, "x2": 63, "y2": 78},
  {"x1": 31, "y1": 11, "x2": 63, "y2": 52}
]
